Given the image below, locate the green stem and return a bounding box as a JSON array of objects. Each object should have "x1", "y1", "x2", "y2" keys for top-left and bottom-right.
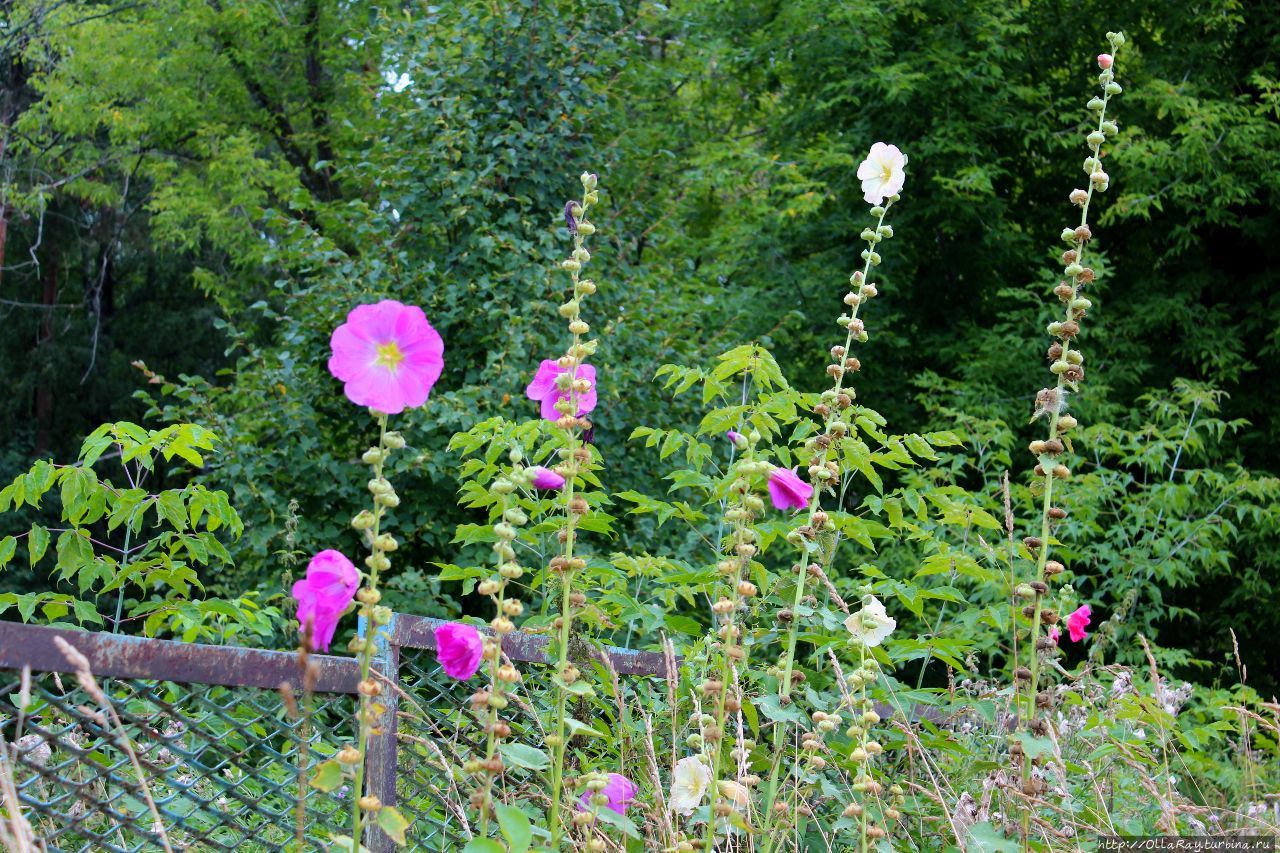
[
  {"x1": 761, "y1": 203, "x2": 891, "y2": 849},
  {"x1": 1019, "y1": 46, "x2": 1120, "y2": 849},
  {"x1": 352, "y1": 413, "x2": 389, "y2": 847}
]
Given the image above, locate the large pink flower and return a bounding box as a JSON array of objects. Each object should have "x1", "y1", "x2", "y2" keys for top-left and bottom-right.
[
  {"x1": 576, "y1": 773, "x2": 638, "y2": 816},
  {"x1": 1066, "y1": 605, "x2": 1092, "y2": 643},
  {"x1": 328, "y1": 300, "x2": 445, "y2": 414},
  {"x1": 291, "y1": 550, "x2": 360, "y2": 652},
  {"x1": 434, "y1": 622, "x2": 484, "y2": 680},
  {"x1": 768, "y1": 467, "x2": 814, "y2": 511},
  {"x1": 525, "y1": 359, "x2": 597, "y2": 421}
]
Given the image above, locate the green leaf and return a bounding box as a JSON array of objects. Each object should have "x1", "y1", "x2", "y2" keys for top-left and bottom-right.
[
  {"x1": 754, "y1": 694, "x2": 804, "y2": 723},
  {"x1": 376, "y1": 806, "x2": 410, "y2": 846},
  {"x1": 461, "y1": 840, "x2": 505, "y2": 853},
  {"x1": 966, "y1": 821, "x2": 1021, "y2": 852},
  {"x1": 499, "y1": 743, "x2": 550, "y2": 771},
  {"x1": 308, "y1": 759, "x2": 344, "y2": 792},
  {"x1": 594, "y1": 806, "x2": 643, "y2": 839},
  {"x1": 29, "y1": 525, "x2": 50, "y2": 566},
  {"x1": 0, "y1": 536, "x2": 16, "y2": 569},
  {"x1": 495, "y1": 803, "x2": 533, "y2": 852}
]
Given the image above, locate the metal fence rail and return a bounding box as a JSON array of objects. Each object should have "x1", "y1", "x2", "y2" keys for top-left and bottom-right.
[{"x1": 0, "y1": 617, "x2": 669, "y2": 852}]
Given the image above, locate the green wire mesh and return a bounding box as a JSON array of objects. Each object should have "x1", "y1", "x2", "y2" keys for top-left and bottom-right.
[
  {"x1": 2, "y1": 629, "x2": 667, "y2": 853},
  {"x1": 2, "y1": 670, "x2": 352, "y2": 852}
]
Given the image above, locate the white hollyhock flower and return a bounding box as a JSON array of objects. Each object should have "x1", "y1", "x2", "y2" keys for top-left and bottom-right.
[
  {"x1": 669, "y1": 755, "x2": 711, "y2": 816},
  {"x1": 856, "y1": 142, "x2": 908, "y2": 204},
  {"x1": 844, "y1": 595, "x2": 897, "y2": 648}
]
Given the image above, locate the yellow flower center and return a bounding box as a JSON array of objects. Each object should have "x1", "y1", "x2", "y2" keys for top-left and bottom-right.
[
  {"x1": 374, "y1": 341, "x2": 405, "y2": 370},
  {"x1": 881, "y1": 162, "x2": 894, "y2": 183}
]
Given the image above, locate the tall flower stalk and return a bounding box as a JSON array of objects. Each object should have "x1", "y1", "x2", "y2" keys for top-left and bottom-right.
[
  {"x1": 543, "y1": 171, "x2": 603, "y2": 845},
  {"x1": 761, "y1": 148, "x2": 907, "y2": 841},
  {"x1": 1014, "y1": 32, "x2": 1125, "y2": 842},
  {"x1": 467, "y1": 453, "x2": 528, "y2": 835},
  {"x1": 701, "y1": 422, "x2": 767, "y2": 848}
]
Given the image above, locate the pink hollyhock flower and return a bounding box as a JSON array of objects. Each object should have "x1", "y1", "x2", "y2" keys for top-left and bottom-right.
[
  {"x1": 434, "y1": 622, "x2": 484, "y2": 680},
  {"x1": 328, "y1": 300, "x2": 445, "y2": 415},
  {"x1": 727, "y1": 430, "x2": 746, "y2": 449},
  {"x1": 291, "y1": 550, "x2": 360, "y2": 652},
  {"x1": 1097, "y1": 53, "x2": 1113, "y2": 69},
  {"x1": 525, "y1": 359, "x2": 597, "y2": 421},
  {"x1": 1048, "y1": 626, "x2": 1061, "y2": 646},
  {"x1": 531, "y1": 466, "x2": 566, "y2": 490},
  {"x1": 577, "y1": 773, "x2": 638, "y2": 816},
  {"x1": 768, "y1": 467, "x2": 813, "y2": 511},
  {"x1": 1066, "y1": 605, "x2": 1092, "y2": 642}
]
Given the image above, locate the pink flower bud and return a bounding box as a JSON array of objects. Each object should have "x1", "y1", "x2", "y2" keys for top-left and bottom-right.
[
  {"x1": 530, "y1": 466, "x2": 566, "y2": 490},
  {"x1": 767, "y1": 467, "x2": 814, "y2": 511},
  {"x1": 1097, "y1": 54, "x2": 1113, "y2": 70}
]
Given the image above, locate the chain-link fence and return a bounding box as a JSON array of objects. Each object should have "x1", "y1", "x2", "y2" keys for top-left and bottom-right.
[{"x1": 0, "y1": 617, "x2": 669, "y2": 852}]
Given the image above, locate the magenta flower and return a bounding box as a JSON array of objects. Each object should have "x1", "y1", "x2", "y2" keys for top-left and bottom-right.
[
  {"x1": 531, "y1": 466, "x2": 566, "y2": 490},
  {"x1": 1048, "y1": 626, "x2": 1061, "y2": 646},
  {"x1": 291, "y1": 550, "x2": 360, "y2": 652},
  {"x1": 1066, "y1": 605, "x2": 1092, "y2": 643},
  {"x1": 727, "y1": 430, "x2": 744, "y2": 446},
  {"x1": 576, "y1": 773, "x2": 638, "y2": 816},
  {"x1": 768, "y1": 467, "x2": 813, "y2": 511},
  {"x1": 328, "y1": 300, "x2": 445, "y2": 415},
  {"x1": 525, "y1": 359, "x2": 597, "y2": 421},
  {"x1": 434, "y1": 622, "x2": 484, "y2": 680}
]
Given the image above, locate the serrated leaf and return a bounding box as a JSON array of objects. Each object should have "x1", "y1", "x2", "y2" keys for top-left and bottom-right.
[{"x1": 29, "y1": 525, "x2": 50, "y2": 566}]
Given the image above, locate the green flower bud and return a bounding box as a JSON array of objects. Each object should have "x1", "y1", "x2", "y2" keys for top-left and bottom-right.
[
  {"x1": 362, "y1": 447, "x2": 385, "y2": 465},
  {"x1": 1061, "y1": 228, "x2": 1077, "y2": 244},
  {"x1": 1015, "y1": 583, "x2": 1036, "y2": 600},
  {"x1": 352, "y1": 510, "x2": 376, "y2": 531},
  {"x1": 1086, "y1": 131, "x2": 1106, "y2": 147},
  {"x1": 558, "y1": 300, "x2": 579, "y2": 318},
  {"x1": 1064, "y1": 263, "x2": 1084, "y2": 277},
  {"x1": 583, "y1": 191, "x2": 599, "y2": 205},
  {"x1": 1065, "y1": 350, "x2": 1084, "y2": 365},
  {"x1": 577, "y1": 221, "x2": 596, "y2": 236},
  {"x1": 581, "y1": 172, "x2": 598, "y2": 190},
  {"x1": 374, "y1": 533, "x2": 398, "y2": 552},
  {"x1": 868, "y1": 206, "x2": 885, "y2": 217},
  {"x1": 1101, "y1": 121, "x2": 1119, "y2": 136},
  {"x1": 1050, "y1": 360, "x2": 1071, "y2": 375},
  {"x1": 560, "y1": 259, "x2": 581, "y2": 273},
  {"x1": 877, "y1": 224, "x2": 894, "y2": 238},
  {"x1": 1087, "y1": 97, "x2": 1105, "y2": 111},
  {"x1": 1105, "y1": 82, "x2": 1122, "y2": 96},
  {"x1": 860, "y1": 228, "x2": 880, "y2": 243},
  {"x1": 383, "y1": 431, "x2": 406, "y2": 450},
  {"x1": 493, "y1": 477, "x2": 515, "y2": 495}
]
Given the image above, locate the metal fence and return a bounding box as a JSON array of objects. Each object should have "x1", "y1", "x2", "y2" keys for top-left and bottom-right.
[{"x1": 0, "y1": 616, "x2": 669, "y2": 852}]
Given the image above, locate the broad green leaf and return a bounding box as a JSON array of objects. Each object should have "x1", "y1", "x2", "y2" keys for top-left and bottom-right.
[
  {"x1": 308, "y1": 759, "x2": 344, "y2": 792},
  {"x1": 495, "y1": 803, "x2": 532, "y2": 852},
  {"x1": 499, "y1": 742, "x2": 550, "y2": 770},
  {"x1": 376, "y1": 805, "x2": 410, "y2": 846},
  {"x1": 29, "y1": 524, "x2": 50, "y2": 566}
]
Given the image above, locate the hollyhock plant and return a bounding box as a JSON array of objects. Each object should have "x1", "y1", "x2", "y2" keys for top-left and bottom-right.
[
  {"x1": 291, "y1": 550, "x2": 359, "y2": 652},
  {"x1": 434, "y1": 622, "x2": 484, "y2": 680},
  {"x1": 1066, "y1": 605, "x2": 1093, "y2": 642},
  {"x1": 856, "y1": 142, "x2": 908, "y2": 204},
  {"x1": 767, "y1": 467, "x2": 813, "y2": 511},
  {"x1": 530, "y1": 466, "x2": 566, "y2": 490},
  {"x1": 577, "y1": 773, "x2": 637, "y2": 816},
  {"x1": 328, "y1": 300, "x2": 445, "y2": 414},
  {"x1": 525, "y1": 359, "x2": 597, "y2": 421}
]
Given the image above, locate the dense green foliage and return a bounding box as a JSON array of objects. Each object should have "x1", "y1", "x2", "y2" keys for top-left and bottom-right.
[{"x1": 2, "y1": 0, "x2": 1278, "y2": 699}]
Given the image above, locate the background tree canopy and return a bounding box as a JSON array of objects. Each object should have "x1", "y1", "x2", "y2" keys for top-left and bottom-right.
[{"x1": 2, "y1": 0, "x2": 1277, "y2": 690}]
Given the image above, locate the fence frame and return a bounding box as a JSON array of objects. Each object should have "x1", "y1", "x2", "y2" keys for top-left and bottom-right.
[{"x1": 0, "y1": 616, "x2": 670, "y2": 852}]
